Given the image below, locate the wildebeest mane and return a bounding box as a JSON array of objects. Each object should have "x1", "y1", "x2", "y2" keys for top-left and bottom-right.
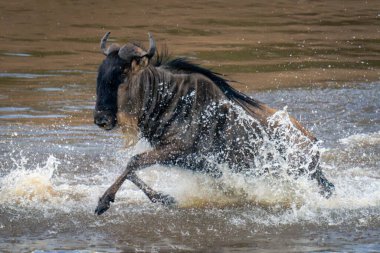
[{"x1": 151, "y1": 49, "x2": 262, "y2": 109}]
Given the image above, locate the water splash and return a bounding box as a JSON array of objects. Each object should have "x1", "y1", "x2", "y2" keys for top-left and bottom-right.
[
  {"x1": 0, "y1": 113, "x2": 378, "y2": 228},
  {"x1": 0, "y1": 154, "x2": 102, "y2": 214},
  {"x1": 0, "y1": 155, "x2": 59, "y2": 205}
]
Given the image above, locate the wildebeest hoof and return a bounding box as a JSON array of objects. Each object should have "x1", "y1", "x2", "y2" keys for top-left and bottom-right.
[
  {"x1": 95, "y1": 194, "x2": 115, "y2": 215},
  {"x1": 151, "y1": 192, "x2": 177, "y2": 207},
  {"x1": 319, "y1": 181, "x2": 335, "y2": 199}
]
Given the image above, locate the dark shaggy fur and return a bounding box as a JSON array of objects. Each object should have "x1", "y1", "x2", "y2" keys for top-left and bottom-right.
[{"x1": 94, "y1": 37, "x2": 335, "y2": 215}]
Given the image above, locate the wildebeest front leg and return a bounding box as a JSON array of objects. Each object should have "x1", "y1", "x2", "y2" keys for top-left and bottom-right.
[{"x1": 95, "y1": 147, "x2": 180, "y2": 215}]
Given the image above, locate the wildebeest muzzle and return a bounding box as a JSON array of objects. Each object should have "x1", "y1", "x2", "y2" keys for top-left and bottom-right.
[{"x1": 94, "y1": 110, "x2": 117, "y2": 130}]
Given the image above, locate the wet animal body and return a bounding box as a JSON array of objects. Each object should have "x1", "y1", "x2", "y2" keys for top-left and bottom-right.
[{"x1": 94, "y1": 32, "x2": 334, "y2": 215}]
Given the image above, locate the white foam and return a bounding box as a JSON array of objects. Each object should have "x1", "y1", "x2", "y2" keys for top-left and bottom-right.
[{"x1": 339, "y1": 131, "x2": 380, "y2": 146}]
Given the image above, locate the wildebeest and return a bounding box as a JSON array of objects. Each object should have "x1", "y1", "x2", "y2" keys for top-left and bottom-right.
[{"x1": 94, "y1": 32, "x2": 334, "y2": 215}]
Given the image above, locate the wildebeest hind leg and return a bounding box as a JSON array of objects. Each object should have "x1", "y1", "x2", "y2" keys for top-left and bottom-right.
[
  {"x1": 95, "y1": 147, "x2": 182, "y2": 215},
  {"x1": 312, "y1": 169, "x2": 335, "y2": 198},
  {"x1": 127, "y1": 171, "x2": 176, "y2": 206},
  {"x1": 308, "y1": 152, "x2": 335, "y2": 198}
]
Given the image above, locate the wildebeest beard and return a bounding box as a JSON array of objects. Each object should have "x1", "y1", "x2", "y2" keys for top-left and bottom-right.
[{"x1": 94, "y1": 32, "x2": 335, "y2": 215}]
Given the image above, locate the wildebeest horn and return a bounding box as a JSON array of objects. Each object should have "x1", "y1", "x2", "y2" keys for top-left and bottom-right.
[
  {"x1": 145, "y1": 32, "x2": 156, "y2": 59},
  {"x1": 100, "y1": 32, "x2": 111, "y2": 55},
  {"x1": 100, "y1": 32, "x2": 120, "y2": 56}
]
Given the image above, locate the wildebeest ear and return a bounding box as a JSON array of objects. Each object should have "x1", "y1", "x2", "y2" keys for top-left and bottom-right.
[
  {"x1": 130, "y1": 56, "x2": 149, "y2": 73},
  {"x1": 140, "y1": 56, "x2": 149, "y2": 67}
]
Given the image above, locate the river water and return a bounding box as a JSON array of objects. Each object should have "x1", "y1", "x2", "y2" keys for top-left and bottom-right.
[{"x1": 0, "y1": 0, "x2": 379, "y2": 252}]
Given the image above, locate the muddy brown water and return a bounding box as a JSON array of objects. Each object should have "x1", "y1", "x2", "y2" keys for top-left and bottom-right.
[{"x1": 0, "y1": 1, "x2": 380, "y2": 252}]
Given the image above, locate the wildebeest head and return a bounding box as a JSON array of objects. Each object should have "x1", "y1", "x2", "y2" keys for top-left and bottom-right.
[{"x1": 94, "y1": 32, "x2": 156, "y2": 130}]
